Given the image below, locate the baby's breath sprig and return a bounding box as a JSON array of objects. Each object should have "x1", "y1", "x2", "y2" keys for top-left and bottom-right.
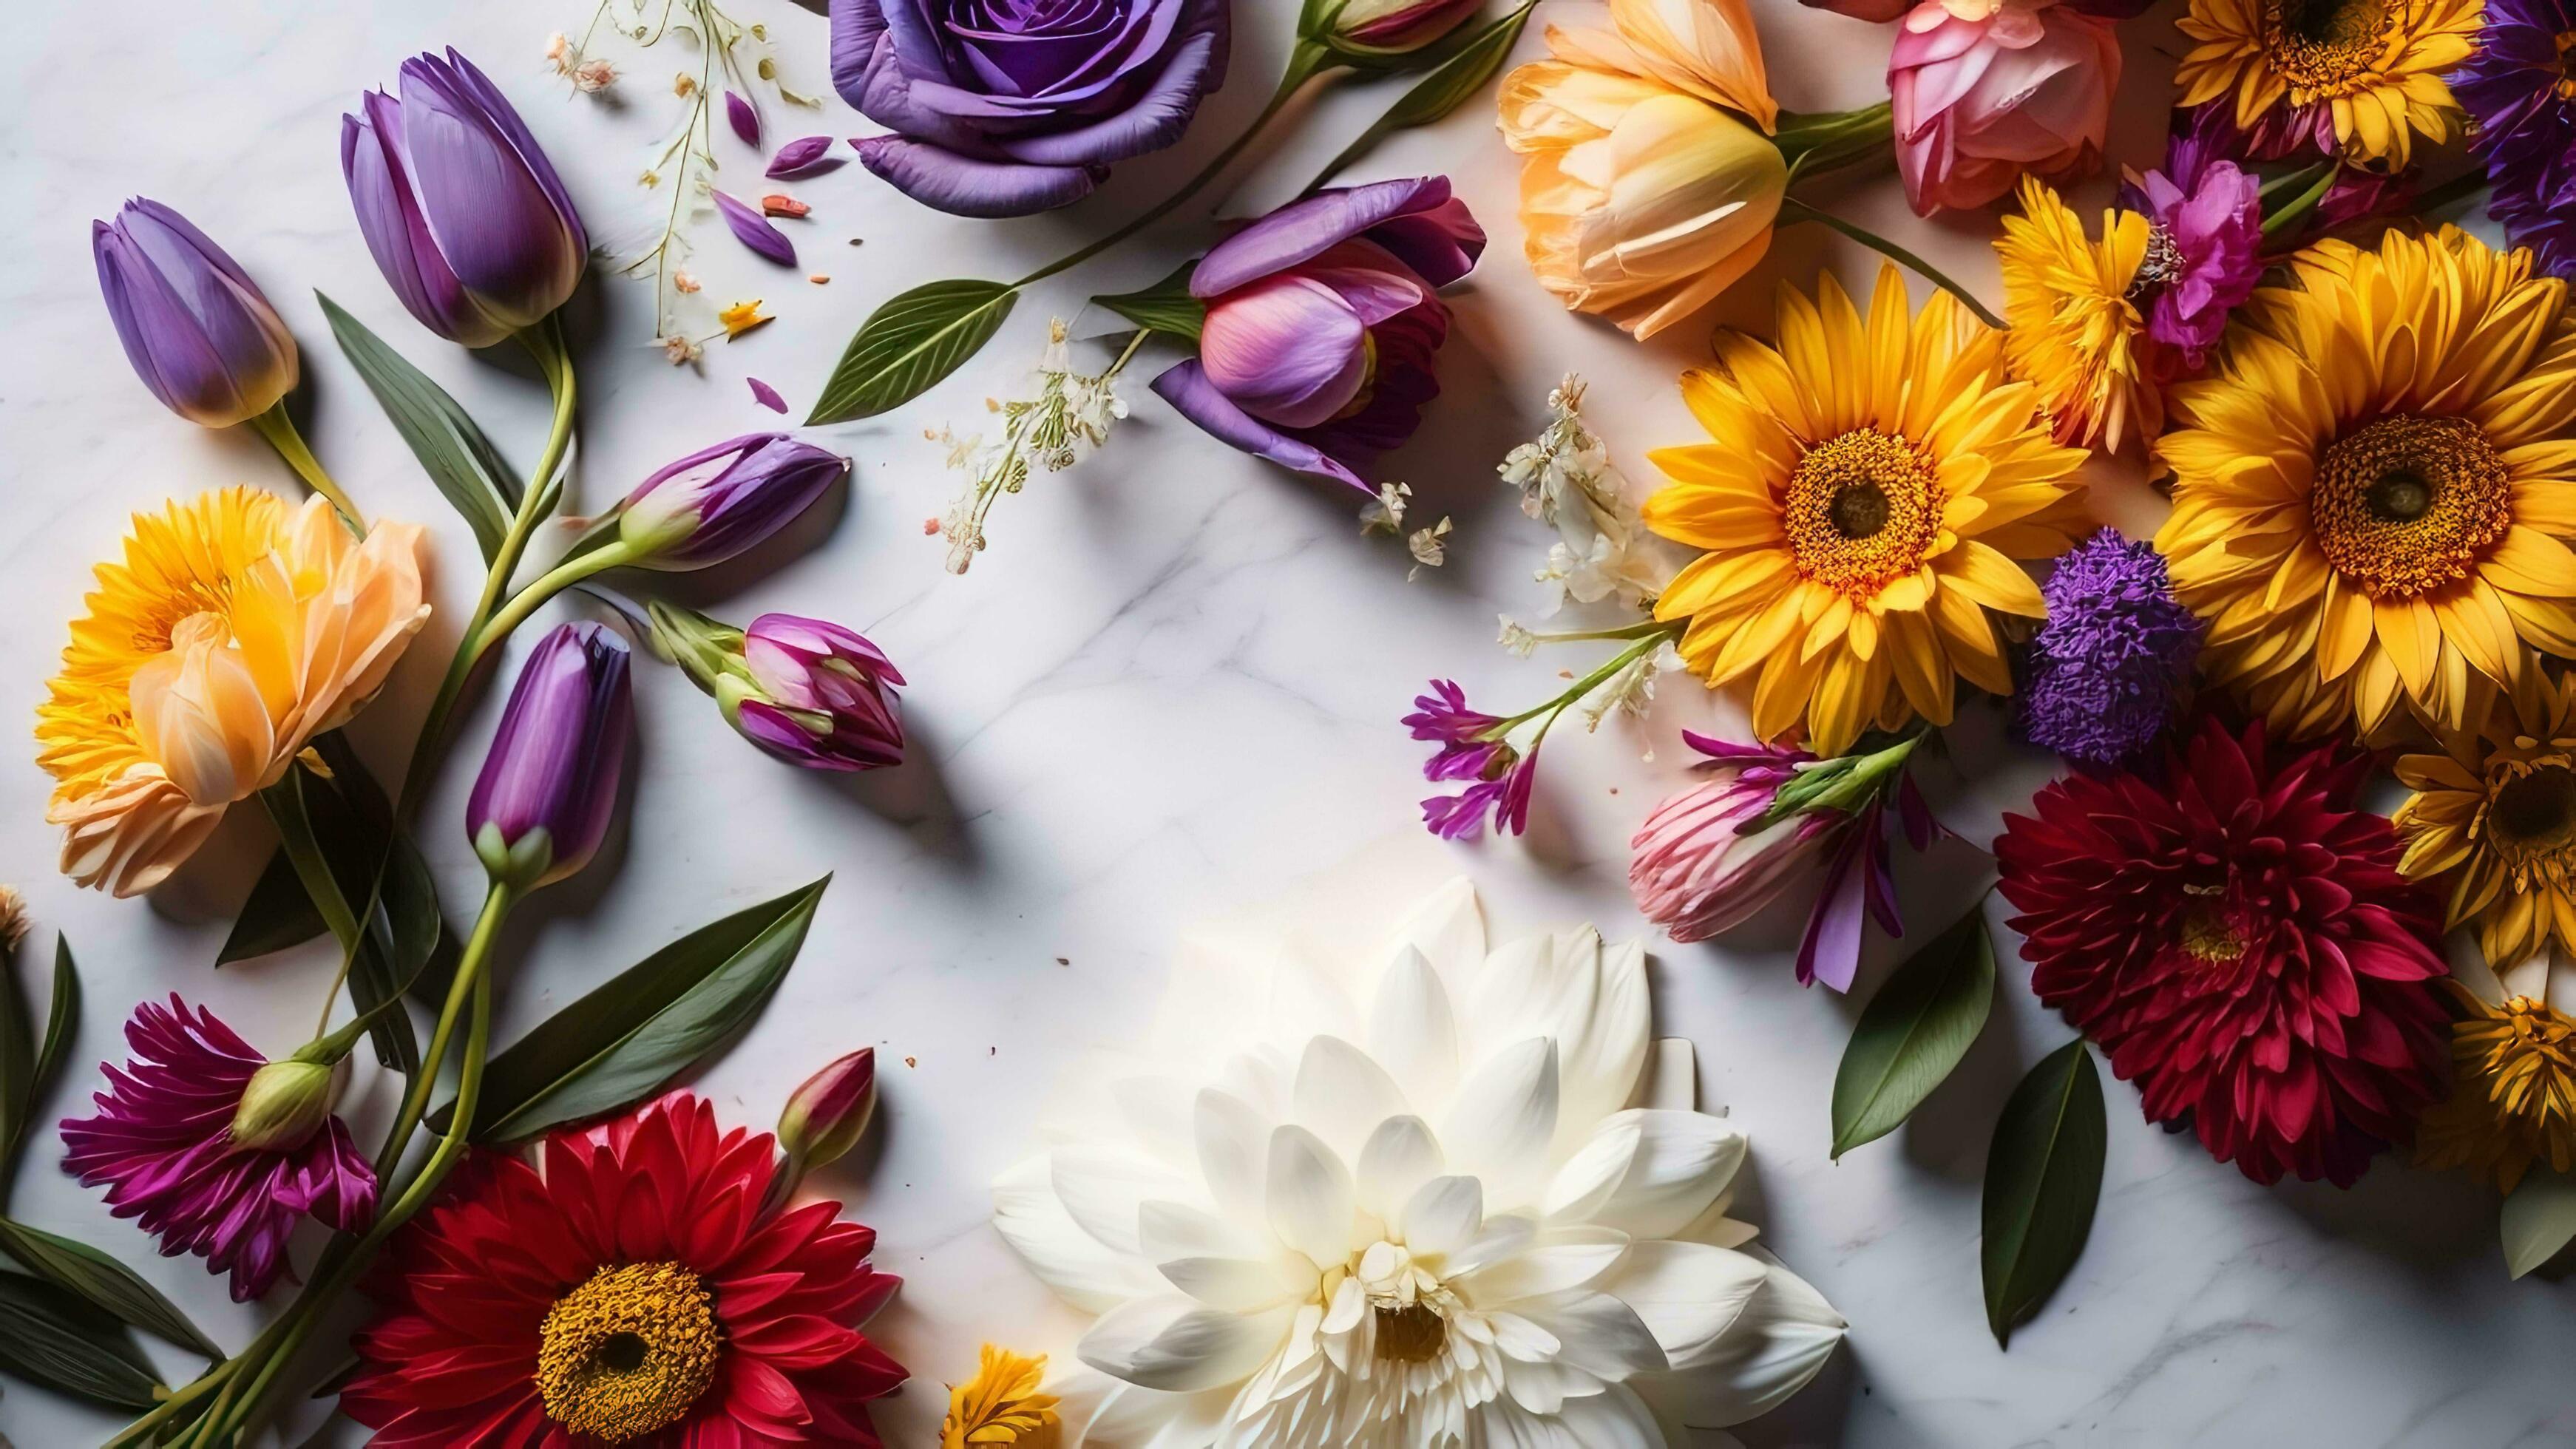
[{"x1": 933, "y1": 322, "x2": 1143, "y2": 574}]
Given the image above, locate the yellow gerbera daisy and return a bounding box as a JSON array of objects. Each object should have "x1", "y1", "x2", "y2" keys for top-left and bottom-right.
[
  {"x1": 2155, "y1": 226, "x2": 2576, "y2": 740},
  {"x1": 2395, "y1": 671, "x2": 2576, "y2": 967},
  {"x1": 2416, "y1": 982, "x2": 2576, "y2": 1192},
  {"x1": 1642, "y1": 262, "x2": 2090, "y2": 756},
  {"x1": 940, "y1": 1345, "x2": 1060, "y2": 1448},
  {"x1": 36, "y1": 489, "x2": 429, "y2": 897},
  {"x1": 1995, "y1": 175, "x2": 2162, "y2": 453},
  {"x1": 2174, "y1": 0, "x2": 2477, "y2": 169}
]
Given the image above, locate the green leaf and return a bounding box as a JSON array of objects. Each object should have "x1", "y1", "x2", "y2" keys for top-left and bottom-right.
[
  {"x1": 2, "y1": 938, "x2": 80, "y2": 1186},
  {"x1": 2502, "y1": 1168, "x2": 2576, "y2": 1278},
  {"x1": 0, "y1": 1218, "x2": 220, "y2": 1360},
  {"x1": 319, "y1": 291, "x2": 521, "y2": 561},
  {"x1": 0, "y1": 934, "x2": 33, "y2": 1175},
  {"x1": 448, "y1": 879, "x2": 830, "y2": 1141},
  {"x1": 0, "y1": 1269, "x2": 164, "y2": 1409},
  {"x1": 1981, "y1": 1038, "x2": 2106, "y2": 1348},
  {"x1": 807, "y1": 279, "x2": 1017, "y2": 424},
  {"x1": 1093, "y1": 262, "x2": 1204, "y2": 344},
  {"x1": 218, "y1": 849, "x2": 328, "y2": 966},
  {"x1": 1831, "y1": 903, "x2": 1996, "y2": 1158},
  {"x1": 1305, "y1": 0, "x2": 1539, "y2": 191}
]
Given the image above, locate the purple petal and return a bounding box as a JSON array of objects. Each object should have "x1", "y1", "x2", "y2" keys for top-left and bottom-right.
[
  {"x1": 1197, "y1": 276, "x2": 1371, "y2": 429},
  {"x1": 1794, "y1": 838, "x2": 1869, "y2": 991},
  {"x1": 993, "y1": 19, "x2": 1225, "y2": 166},
  {"x1": 767, "y1": 135, "x2": 846, "y2": 179},
  {"x1": 715, "y1": 191, "x2": 799, "y2": 266},
  {"x1": 1149, "y1": 359, "x2": 1373, "y2": 495},
  {"x1": 748, "y1": 376, "x2": 789, "y2": 413},
  {"x1": 343, "y1": 100, "x2": 507, "y2": 347},
  {"x1": 1195, "y1": 177, "x2": 1479, "y2": 298},
  {"x1": 849, "y1": 135, "x2": 1101, "y2": 218},
  {"x1": 728, "y1": 90, "x2": 762, "y2": 147},
  {"x1": 396, "y1": 50, "x2": 586, "y2": 330}
]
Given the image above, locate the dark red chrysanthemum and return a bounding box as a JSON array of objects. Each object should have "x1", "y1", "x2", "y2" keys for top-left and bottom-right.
[
  {"x1": 1995, "y1": 716, "x2": 2452, "y2": 1186},
  {"x1": 342, "y1": 1093, "x2": 906, "y2": 1447}
]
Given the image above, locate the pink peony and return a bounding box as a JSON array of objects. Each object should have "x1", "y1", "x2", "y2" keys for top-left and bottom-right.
[{"x1": 1889, "y1": 0, "x2": 2120, "y2": 215}]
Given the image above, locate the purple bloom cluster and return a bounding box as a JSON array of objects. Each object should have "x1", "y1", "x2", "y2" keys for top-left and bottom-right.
[
  {"x1": 2120, "y1": 129, "x2": 2263, "y2": 368},
  {"x1": 2021, "y1": 529, "x2": 2202, "y2": 767},
  {"x1": 2452, "y1": 0, "x2": 2576, "y2": 279},
  {"x1": 1405, "y1": 680, "x2": 1534, "y2": 839}
]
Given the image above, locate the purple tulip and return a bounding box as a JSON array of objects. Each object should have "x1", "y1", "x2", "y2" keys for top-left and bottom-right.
[
  {"x1": 92, "y1": 200, "x2": 299, "y2": 428},
  {"x1": 830, "y1": 0, "x2": 1230, "y2": 217},
  {"x1": 467, "y1": 623, "x2": 632, "y2": 891},
  {"x1": 1151, "y1": 177, "x2": 1484, "y2": 495},
  {"x1": 714, "y1": 190, "x2": 799, "y2": 266},
  {"x1": 649, "y1": 603, "x2": 906, "y2": 772},
  {"x1": 342, "y1": 48, "x2": 589, "y2": 347},
  {"x1": 767, "y1": 135, "x2": 845, "y2": 179},
  {"x1": 617, "y1": 433, "x2": 847, "y2": 569}
]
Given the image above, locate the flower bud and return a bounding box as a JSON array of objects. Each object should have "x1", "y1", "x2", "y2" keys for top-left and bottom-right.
[
  {"x1": 228, "y1": 1056, "x2": 346, "y2": 1154},
  {"x1": 468, "y1": 623, "x2": 632, "y2": 892},
  {"x1": 617, "y1": 434, "x2": 847, "y2": 570},
  {"x1": 779, "y1": 1049, "x2": 877, "y2": 1174},
  {"x1": 650, "y1": 603, "x2": 907, "y2": 772},
  {"x1": 93, "y1": 199, "x2": 299, "y2": 428},
  {"x1": 1318, "y1": 0, "x2": 1482, "y2": 55},
  {"x1": 1629, "y1": 739, "x2": 1837, "y2": 942}
]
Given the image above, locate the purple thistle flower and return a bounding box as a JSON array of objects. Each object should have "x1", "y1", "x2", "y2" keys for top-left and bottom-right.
[
  {"x1": 61, "y1": 997, "x2": 376, "y2": 1302},
  {"x1": 2021, "y1": 529, "x2": 2201, "y2": 767},
  {"x1": 2452, "y1": 0, "x2": 2576, "y2": 279},
  {"x1": 2119, "y1": 132, "x2": 2262, "y2": 369}
]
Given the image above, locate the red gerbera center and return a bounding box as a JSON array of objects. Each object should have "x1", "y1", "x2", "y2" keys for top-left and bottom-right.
[{"x1": 1996, "y1": 716, "x2": 2453, "y2": 1186}]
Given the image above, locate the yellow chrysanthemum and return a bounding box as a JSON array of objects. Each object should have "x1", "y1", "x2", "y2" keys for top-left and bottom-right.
[
  {"x1": 1642, "y1": 262, "x2": 2090, "y2": 756},
  {"x1": 36, "y1": 489, "x2": 429, "y2": 897},
  {"x1": 2416, "y1": 982, "x2": 2576, "y2": 1192},
  {"x1": 1995, "y1": 175, "x2": 2162, "y2": 453},
  {"x1": 2174, "y1": 0, "x2": 2476, "y2": 169},
  {"x1": 2394, "y1": 671, "x2": 2576, "y2": 967},
  {"x1": 940, "y1": 1345, "x2": 1060, "y2": 1448},
  {"x1": 2155, "y1": 226, "x2": 2576, "y2": 740}
]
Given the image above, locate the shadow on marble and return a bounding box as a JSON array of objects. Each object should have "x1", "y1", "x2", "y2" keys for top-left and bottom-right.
[{"x1": 804, "y1": 714, "x2": 983, "y2": 876}]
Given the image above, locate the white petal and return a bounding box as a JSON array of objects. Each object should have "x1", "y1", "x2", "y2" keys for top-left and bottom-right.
[
  {"x1": 1500, "y1": 1352, "x2": 1589, "y2": 1414},
  {"x1": 1194, "y1": 1088, "x2": 1272, "y2": 1226},
  {"x1": 992, "y1": 1155, "x2": 1165, "y2": 1314},
  {"x1": 1445, "y1": 1212, "x2": 1539, "y2": 1277},
  {"x1": 1355, "y1": 1114, "x2": 1445, "y2": 1219},
  {"x1": 1367, "y1": 946, "x2": 1461, "y2": 1114},
  {"x1": 1550, "y1": 1382, "x2": 1670, "y2": 1448},
  {"x1": 1138, "y1": 1198, "x2": 1252, "y2": 1264},
  {"x1": 1641, "y1": 1037, "x2": 1698, "y2": 1112},
  {"x1": 1541, "y1": 1109, "x2": 1744, "y2": 1239},
  {"x1": 1159, "y1": 1253, "x2": 1312, "y2": 1313},
  {"x1": 1292, "y1": 1035, "x2": 1409, "y2": 1161},
  {"x1": 1267, "y1": 946, "x2": 1362, "y2": 1049},
  {"x1": 1402, "y1": 1174, "x2": 1485, "y2": 1256},
  {"x1": 1454, "y1": 1225, "x2": 1630, "y2": 1302},
  {"x1": 1594, "y1": 1240, "x2": 1768, "y2": 1370},
  {"x1": 1556, "y1": 936, "x2": 1651, "y2": 1150},
  {"x1": 1266, "y1": 1124, "x2": 1358, "y2": 1270},
  {"x1": 1387, "y1": 875, "x2": 1485, "y2": 984},
  {"x1": 1543, "y1": 1115, "x2": 1644, "y2": 1225},
  {"x1": 1079, "y1": 1294, "x2": 1292, "y2": 1392},
  {"x1": 1511, "y1": 1288, "x2": 1670, "y2": 1380},
  {"x1": 1638, "y1": 1259, "x2": 1846, "y2": 1427},
  {"x1": 1111, "y1": 1075, "x2": 1199, "y2": 1166},
  {"x1": 1054, "y1": 1146, "x2": 1190, "y2": 1257},
  {"x1": 1468, "y1": 932, "x2": 1596, "y2": 1068},
  {"x1": 1076, "y1": 1376, "x2": 1241, "y2": 1449},
  {"x1": 1439, "y1": 1038, "x2": 1559, "y2": 1209}
]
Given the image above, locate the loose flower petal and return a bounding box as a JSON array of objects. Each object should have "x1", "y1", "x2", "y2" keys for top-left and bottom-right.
[
  {"x1": 714, "y1": 191, "x2": 797, "y2": 266},
  {"x1": 766, "y1": 135, "x2": 844, "y2": 179},
  {"x1": 760, "y1": 193, "x2": 810, "y2": 218},
  {"x1": 726, "y1": 89, "x2": 760, "y2": 146},
  {"x1": 748, "y1": 376, "x2": 787, "y2": 413}
]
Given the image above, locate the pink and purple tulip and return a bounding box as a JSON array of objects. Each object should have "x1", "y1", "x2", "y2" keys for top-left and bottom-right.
[
  {"x1": 61, "y1": 997, "x2": 376, "y2": 1302},
  {"x1": 468, "y1": 622, "x2": 633, "y2": 892},
  {"x1": 617, "y1": 433, "x2": 848, "y2": 569},
  {"x1": 831, "y1": 0, "x2": 1230, "y2": 217},
  {"x1": 342, "y1": 48, "x2": 589, "y2": 347},
  {"x1": 92, "y1": 200, "x2": 299, "y2": 428},
  {"x1": 733, "y1": 615, "x2": 906, "y2": 771},
  {"x1": 1153, "y1": 176, "x2": 1485, "y2": 495}
]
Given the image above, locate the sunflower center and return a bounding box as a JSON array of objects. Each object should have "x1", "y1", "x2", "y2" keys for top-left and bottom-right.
[
  {"x1": 2307, "y1": 413, "x2": 2511, "y2": 598},
  {"x1": 1373, "y1": 1302, "x2": 1448, "y2": 1363},
  {"x1": 2489, "y1": 764, "x2": 2576, "y2": 859},
  {"x1": 1786, "y1": 428, "x2": 1942, "y2": 598},
  {"x1": 2262, "y1": 0, "x2": 2390, "y2": 90},
  {"x1": 535, "y1": 1262, "x2": 722, "y2": 1444}
]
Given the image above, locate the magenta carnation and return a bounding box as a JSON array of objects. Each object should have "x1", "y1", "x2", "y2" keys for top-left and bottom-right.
[
  {"x1": 2120, "y1": 133, "x2": 2262, "y2": 368},
  {"x1": 61, "y1": 997, "x2": 376, "y2": 1300}
]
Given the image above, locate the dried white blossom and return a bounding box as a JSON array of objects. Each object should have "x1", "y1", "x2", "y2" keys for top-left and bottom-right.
[
  {"x1": 1497, "y1": 616, "x2": 1539, "y2": 657},
  {"x1": 936, "y1": 320, "x2": 1135, "y2": 574},
  {"x1": 658, "y1": 333, "x2": 702, "y2": 366},
  {"x1": 1358, "y1": 481, "x2": 1411, "y2": 535},
  {"x1": 0, "y1": 885, "x2": 26, "y2": 954},
  {"x1": 1501, "y1": 373, "x2": 1672, "y2": 613},
  {"x1": 1579, "y1": 639, "x2": 1683, "y2": 733},
  {"x1": 1407, "y1": 516, "x2": 1454, "y2": 579}
]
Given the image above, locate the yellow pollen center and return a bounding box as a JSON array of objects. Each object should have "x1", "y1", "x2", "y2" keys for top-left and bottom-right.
[
  {"x1": 1784, "y1": 428, "x2": 1942, "y2": 599},
  {"x1": 2179, "y1": 903, "x2": 2248, "y2": 963},
  {"x1": 535, "y1": 1262, "x2": 722, "y2": 1443},
  {"x1": 2261, "y1": 0, "x2": 2394, "y2": 93},
  {"x1": 1373, "y1": 1303, "x2": 1447, "y2": 1363},
  {"x1": 2307, "y1": 413, "x2": 2511, "y2": 598},
  {"x1": 2558, "y1": 31, "x2": 2576, "y2": 101}
]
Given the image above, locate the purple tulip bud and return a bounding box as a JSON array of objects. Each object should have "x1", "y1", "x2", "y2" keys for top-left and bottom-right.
[
  {"x1": 1322, "y1": 0, "x2": 1482, "y2": 55},
  {"x1": 467, "y1": 623, "x2": 631, "y2": 892},
  {"x1": 92, "y1": 200, "x2": 299, "y2": 428},
  {"x1": 341, "y1": 48, "x2": 589, "y2": 347},
  {"x1": 617, "y1": 433, "x2": 845, "y2": 569},
  {"x1": 714, "y1": 191, "x2": 798, "y2": 266},
  {"x1": 647, "y1": 602, "x2": 906, "y2": 772},
  {"x1": 728, "y1": 90, "x2": 761, "y2": 147},
  {"x1": 765, "y1": 135, "x2": 844, "y2": 180}
]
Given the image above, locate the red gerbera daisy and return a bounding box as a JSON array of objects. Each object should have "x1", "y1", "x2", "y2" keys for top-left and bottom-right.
[
  {"x1": 1995, "y1": 715, "x2": 2452, "y2": 1186},
  {"x1": 342, "y1": 1093, "x2": 906, "y2": 1447}
]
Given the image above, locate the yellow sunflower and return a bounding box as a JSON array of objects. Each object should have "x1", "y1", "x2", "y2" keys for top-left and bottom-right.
[
  {"x1": 2174, "y1": 0, "x2": 2476, "y2": 169},
  {"x1": 1642, "y1": 262, "x2": 2091, "y2": 756},
  {"x1": 2155, "y1": 226, "x2": 2576, "y2": 741},
  {"x1": 2416, "y1": 981, "x2": 2576, "y2": 1192},
  {"x1": 1995, "y1": 175, "x2": 2162, "y2": 454},
  {"x1": 37, "y1": 489, "x2": 429, "y2": 897},
  {"x1": 2395, "y1": 671, "x2": 2576, "y2": 966}
]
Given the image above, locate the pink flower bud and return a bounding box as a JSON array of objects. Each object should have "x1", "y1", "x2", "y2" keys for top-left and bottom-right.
[{"x1": 1629, "y1": 742, "x2": 1837, "y2": 942}]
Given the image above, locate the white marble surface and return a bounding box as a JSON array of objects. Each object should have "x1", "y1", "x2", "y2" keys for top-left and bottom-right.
[{"x1": 4, "y1": 1, "x2": 2574, "y2": 1445}]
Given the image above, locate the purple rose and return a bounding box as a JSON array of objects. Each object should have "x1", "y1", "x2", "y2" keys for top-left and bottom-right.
[
  {"x1": 1150, "y1": 176, "x2": 1483, "y2": 495},
  {"x1": 831, "y1": 0, "x2": 1230, "y2": 218}
]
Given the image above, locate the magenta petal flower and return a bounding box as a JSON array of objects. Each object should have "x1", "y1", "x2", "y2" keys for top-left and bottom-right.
[
  {"x1": 1152, "y1": 177, "x2": 1484, "y2": 495},
  {"x1": 2118, "y1": 140, "x2": 2261, "y2": 367},
  {"x1": 767, "y1": 135, "x2": 846, "y2": 179},
  {"x1": 92, "y1": 199, "x2": 299, "y2": 428},
  {"x1": 733, "y1": 614, "x2": 907, "y2": 771},
  {"x1": 61, "y1": 998, "x2": 376, "y2": 1302},
  {"x1": 715, "y1": 190, "x2": 799, "y2": 266},
  {"x1": 617, "y1": 432, "x2": 847, "y2": 569},
  {"x1": 1406, "y1": 679, "x2": 1536, "y2": 838},
  {"x1": 468, "y1": 623, "x2": 633, "y2": 891},
  {"x1": 748, "y1": 376, "x2": 789, "y2": 413}
]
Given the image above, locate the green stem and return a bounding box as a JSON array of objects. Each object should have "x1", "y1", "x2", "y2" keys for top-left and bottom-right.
[
  {"x1": 465, "y1": 540, "x2": 643, "y2": 665},
  {"x1": 372, "y1": 882, "x2": 516, "y2": 1186},
  {"x1": 1777, "y1": 195, "x2": 2007, "y2": 330},
  {"x1": 1298, "y1": 0, "x2": 1540, "y2": 198},
  {"x1": 2257, "y1": 159, "x2": 2333, "y2": 207},
  {"x1": 259, "y1": 781, "x2": 362, "y2": 954},
  {"x1": 244, "y1": 403, "x2": 362, "y2": 530},
  {"x1": 1777, "y1": 100, "x2": 1897, "y2": 187},
  {"x1": 1014, "y1": 44, "x2": 1336, "y2": 291},
  {"x1": 2260, "y1": 162, "x2": 2339, "y2": 242},
  {"x1": 1497, "y1": 622, "x2": 1684, "y2": 733},
  {"x1": 105, "y1": 1358, "x2": 239, "y2": 1448}
]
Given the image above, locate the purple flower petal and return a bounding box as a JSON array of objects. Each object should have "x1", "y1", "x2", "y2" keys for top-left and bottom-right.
[
  {"x1": 748, "y1": 376, "x2": 789, "y2": 413},
  {"x1": 715, "y1": 191, "x2": 798, "y2": 266},
  {"x1": 1795, "y1": 836, "x2": 1870, "y2": 992},
  {"x1": 1193, "y1": 177, "x2": 1483, "y2": 298},
  {"x1": 728, "y1": 90, "x2": 761, "y2": 147},
  {"x1": 848, "y1": 134, "x2": 1102, "y2": 219},
  {"x1": 1149, "y1": 359, "x2": 1373, "y2": 495},
  {"x1": 767, "y1": 135, "x2": 846, "y2": 179}
]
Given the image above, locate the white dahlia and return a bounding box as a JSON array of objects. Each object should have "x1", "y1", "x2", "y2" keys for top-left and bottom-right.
[{"x1": 993, "y1": 880, "x2": 1845, "y2": 1447}]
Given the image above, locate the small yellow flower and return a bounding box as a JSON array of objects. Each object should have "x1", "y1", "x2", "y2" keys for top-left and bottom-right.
[
  {"x1": 2417, "y1": 983, "x2": 2576, "y2": 1192},
  {"x1": 719, "y1": 299, "x2": 773, "y2": 339},
  {"x1": 941, "y1": 1345, "x2": 1060, "y2": 1448},
  {"x1": 1994, "y1": 175, "x2": 2160, "y2": 453},
  {"x1": 2395, "y1": 672, "x2": 2576, "y2": 967}
]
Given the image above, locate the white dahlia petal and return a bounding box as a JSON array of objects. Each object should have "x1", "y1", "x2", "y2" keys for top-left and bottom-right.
[{"x1": 994, "y1": 880, "x2": 1843, "y2": 1447}]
